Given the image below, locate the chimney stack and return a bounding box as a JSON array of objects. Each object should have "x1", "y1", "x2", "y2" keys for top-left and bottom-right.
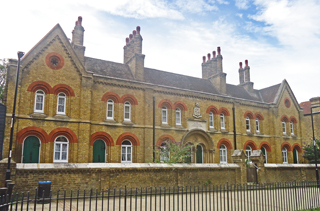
[
  {"x1": 71, "y1": 16, "x2": 85, "y2": 64},
  {"x1": 239, "y1": 59, "x2": 254, "y2": 93}
]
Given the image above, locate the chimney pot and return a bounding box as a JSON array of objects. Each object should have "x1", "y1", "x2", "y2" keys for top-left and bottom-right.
[
  {"x1": 239, "y1": 62, "x2": 242, "y2": 68},
  {"x1": 78, "y1": 16, "x2": 82, "y2": 25},
  {"x1": 75, "y1": 21, "x2": 78, "y2": 26},
  {"x1": 136, "y1": 26, "x2": 141, "y2": 35},
  {"x1": 203, "y1": 56, "x2": 206, "y2": 63},
  {"x1": 207, "y1": 53, "x2": 211, "y2": 61},
  {"x1": 217, "y1": 47, "x2": 221, "y2": 55},
  {"x1": 126, "y1": 37, "x2": 129, "y2": 45},
  {"x1": 133, "y1": 30, "x2": 136, "y2": 37},
  {"x1": 212, "y1": 51, "x2": 216, "y2": 58},
  {"x1": 129, "y1": 34, "x2": 133, "y2": 41},
  {"x1": 245, "y1": 60, "x2": 248, "y2": 67}
]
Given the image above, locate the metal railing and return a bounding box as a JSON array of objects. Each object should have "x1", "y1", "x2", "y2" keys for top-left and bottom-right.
[{"x1": 1, "y1": 181, "x2": 320, "y2": 211}]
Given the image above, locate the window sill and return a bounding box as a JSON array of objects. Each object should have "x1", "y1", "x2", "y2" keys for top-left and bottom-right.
[
  {"x1": 105, "y1": 119, "x2": 117, "y2": 123},
  {"x1": 208, "y1": 128, "x2": 218, "y2": 133},
  {"x1": 161, "y1": 123, "x2": 171, "y2": 128},
  {"x1": 291, "y1": 135, "x2": 297, "y2": 139},
  {"x1": 221, "y1": 129, "x2": 229, "y2": 133},
  {"x1": 122, "y1": 120, "x2": 134, "y2": 125},
  {"x1": 246, "y1": 131, "x2": 254, "y2": 136},
  {"x1": 282, "y1": 135, "x2": 290, "y2": 139},
  {"x1": 53, "y1": 114, "x2": 70, "y2": 120},
  {"x1": 175, "y1": 124, "x2": 184, "y2": 129},
  {"x1": 29, "y1": 112, "x2": 48, "y2": 119}
]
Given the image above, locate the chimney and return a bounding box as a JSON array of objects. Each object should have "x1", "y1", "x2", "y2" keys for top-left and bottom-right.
[
  {"x1": 239, "y1": 60, "x2": 254, "y2": 93},
  {"x1": 71, "y1": 16, "x2": 86, "y2": 64},
  {"x1": 238, "y1": 62, "x2": 244, "y2": 84},
  {"x1": 123, "y1": 26, "x2": 145, "y2": 81}
]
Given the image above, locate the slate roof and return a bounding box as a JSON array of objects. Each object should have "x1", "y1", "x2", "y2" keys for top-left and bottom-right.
[{"x1": 85, "y1": 56, "x2": 281, "y2": 104}]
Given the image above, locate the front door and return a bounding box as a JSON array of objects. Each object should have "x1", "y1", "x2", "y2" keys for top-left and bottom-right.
[
  {"x1": 93, "y1": 140, "x2": 106, "y2": 163},
  {"x1": 196, "y1": 145, "x2": 203, "y2": 163},
  {"x1": 23, "y1": 136, "x2": 40, "y2": 163}
]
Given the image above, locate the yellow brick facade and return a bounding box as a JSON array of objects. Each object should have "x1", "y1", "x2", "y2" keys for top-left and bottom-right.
[{"x1": 2, "y1": 17, "x2": 310, "y2": 165}]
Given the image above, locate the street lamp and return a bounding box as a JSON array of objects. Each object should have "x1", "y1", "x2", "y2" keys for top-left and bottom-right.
[
  {"x1": 311, "y1": 105, "x2": 320, "y2": 186},
  {"x1": 6, "y1": 51, "x2": 24, "y2": 180}
]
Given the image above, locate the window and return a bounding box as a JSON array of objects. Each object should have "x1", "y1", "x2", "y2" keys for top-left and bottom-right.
[
  {"x1": 256, "y1": 118, "x2": 260, "y2": 133},
  {"x1": 282, "y1": 121, "x2": 286, "y2": 135},
  {"x1": 246, "y1": 145, "x2": 252, "y2": 162},
  {"x1": 176, "y1": 108, "x2": 181, "y2": 125},
  {"x1": 290, "y1": 121, "x2": 294, "y2": 135},
  {"x1": 209, "y1": 112, "x2": 214, "y2": 128},
  {"x1": 282, "y1": 147, "x2": 288, "y2": 164},
  {"x1": 220, "y1": 113, "x2": 225, "y2": 129},
  {"x1": 293, "y1": 148, "x2": 299, "y2": 164},
  {"x1": 34, "y1": 90, "x2": 45, "y2": 113},
  {"x1": 121, "y1": 140, "x2": 132, "y2": 163},
  {"x1": 246, "y1": 117, "x2": 251, "y2": 132},
  {"x1": 261, "y1": 147, "x2": 267, "y2": 163},
  {"x1": 124, "y1": 101, "x2": 131, "y2": 121},
  {"x1": 160, "y1": 143, "x2": 169, "y2": 163},
  {"x1": 162, "y1": 106, "x2": 168, "y2": 124},
  {"x1": 54, "y1": 136, "x2": 69, "y2": 162},
  {"x1": 57, "y1": 93, "x2": 66, "y2": 115},
  {"x1": 220, "y1": 144, "x2": 227, "y2": 163},
  {"x1": 107, "y1": 100, "x2": 114, "y2": 120}
]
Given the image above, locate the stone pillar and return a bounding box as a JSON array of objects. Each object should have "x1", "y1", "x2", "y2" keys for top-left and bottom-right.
[
  {"x1": 232, "y1": 149, "x2": 247, "y2": 184},
  {"x1": 0, "y1": 158, "x2": 16, "y2": 188},
  {"x1": 250, "y1": 150, "x2": 266, "y2": 183}
]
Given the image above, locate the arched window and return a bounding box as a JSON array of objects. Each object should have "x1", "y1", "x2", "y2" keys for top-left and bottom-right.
[
  {"x1": 282, "y1": 147, "x2": 288, "y2": 164},
  {"x1": 160, "y1": 142, "x2": 169, "y2": 163},
  {"x1": 290, "y1": 121, "x2": 294, "y2": 135},
  {"x1": 220, "y1": 144, "x2": 227, "y2": 163},
  {"x1": 34, "y1": 90, "x2": 45, "y2": 113},
  {"x1": 246, "y1": 117, "x2": 251, "y2": 132},
  {"x1": 209, "y1": 112, "x2": 214, "y2": 128},
  {"x1": 107, "y1": 100, "x2": 114, "y2": 120},
  {"x1": 121, "y1": 140, "x2": 132, "y2": 163},
  {"x1": 162, "y1": 106, "x2": 168, "y2": 124},
  {"x1": 293, "y1": 148, "x2": 299, "y2": 164},
  {"x1": 196, "y1": 145, "x2": 203, "y2": 163},
  {"x1": 54, "y1": 136, "x2": 69, "y2": 163},
  {"x1": 22, "y1": 136, "x2": 40, "y2": 163},
  {"x1": 282, "y1": 121, "x2": 286, "y2": 135},
  {"x1": 93, "y1": 139, "x2": 106, "y2": 163},
  {"x1": 246, "y1": 145, "x2": 252, "y2": 162},
  {"x1": 256, "y1": 118, "x2": 260, "y2": 133},
  {"x1": 261, "y1": 147, "x2": 267, "y2": 163},
  {"x1": 124, "y1": 101, "x2": 131, "y2": 121},
  {"x1": 176, "y1": 108, "x2": 181, "y2": 125},
  {"x1": 220, "y1": 113, "x2": 225, "y2": 129},
  {"x1": 57, "y1": 92, "x2": 66, "y2": 115}
]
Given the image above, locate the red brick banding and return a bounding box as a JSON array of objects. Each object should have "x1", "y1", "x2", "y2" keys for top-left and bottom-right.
[
  {"x1": 255, "y1": 112, "x2": 264, "y2": 120},
  {"x1": 48, "y1": 128, "x2": 78, "y2": 143},
  {"x1": 158, "y1": 99, "x2": 174, "y2": 109},
  {"x1": 116, "y1": 132, "x2": 140, "y2": 146},
  {"x1": 17, "y1": 126, "x2": 49, "y2": 143},
  {"x1": 289, "y1": 116, "x2": 298, "y2": 123},
  {"x1": 219, "y1": 107, "x2": 230, "y2": 116},
  {"x1": 101, "y1": 92, "x2": 121, "y2": 103},
  {"x1": 280, "y1": 115, "x2": 289, "y2": 122},
  {"x1": 217, "y1": 138, "x2": 232, "y2": 149},
  {"x1": 52, "y1": 84, "x2": 75, "y2": 96},
  {"x1": 27, "y1": 81, "x2": 53, "y2": 94},
  {"x1": 292, "y1": 143, "x2": 302, "y2": 153},
  {"x1": 90, "y1": 132, "x2": 114, "y2": 146},
  {"x1": 174, "y1": 101, "x2": 188, "y2": 111},
  {"x1": 243, "y1": 140, "x2": 257, "y2": 150},
  {"x1": 244, "y1": 111, "x2": 254, "y2": 119},
  {"x1": 156, "y1": 135, "x2": 176, "y2": 147},
  {"x1": 120, "y1": 94, "x2": 138, "y2": 105},
  {"x1": 284, "y1": 97, "x2": 291, "y2": 108},
  {"x1": 281, "y1": 142, "x2": 292, "y2": 151},
  {"x1": 45, "y1": 52, "x2": 64, "y2": 70},
  {"x1": 259, "y1": 142, "x2": 271, "y2": 152},
  {"x1": 206, "y1": 105, "x2": 218, "y2": 114}
]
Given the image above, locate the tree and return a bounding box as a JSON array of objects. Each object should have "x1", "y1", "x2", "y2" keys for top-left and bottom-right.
[
  {"x1": 154, "y1": 140, "x2": 193, "y2": 164},
  {"x1": 0, "y1": 59, "x2": 7, "y2": 101},
  {"x1": 303, "y1": 139, "x2": 320, "y2": 163}
]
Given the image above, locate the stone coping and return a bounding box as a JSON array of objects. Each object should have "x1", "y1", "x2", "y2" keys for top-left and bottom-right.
[
  {"x1": 265, "y1": 163, "x2": 316, "y2": 168},
  {"x1": 16, "y1": 163, "x2": 239, "y2": 170}
]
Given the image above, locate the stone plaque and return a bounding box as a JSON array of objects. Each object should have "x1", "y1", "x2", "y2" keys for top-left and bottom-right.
[
  {"x1": 187, "y1": 120, "x2": 206, "y2": 131},
  {"x1": 193, "y1": 102, "x2": 202, "y2": 118}
]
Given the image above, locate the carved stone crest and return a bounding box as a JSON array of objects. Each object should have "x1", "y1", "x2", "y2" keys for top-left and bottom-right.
[{"x1": 193, "y1": 102, "x2": 202, "y2": 118}]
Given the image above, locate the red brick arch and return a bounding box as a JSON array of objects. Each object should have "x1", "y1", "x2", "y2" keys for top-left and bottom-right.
[
  {"x1": 289, "y1": 116, "x2": 298, "y2": 123},
  {"x1": 255, "y1": 112, "x2": 264, "y2": 120},
  {"x1": 217, "y1": 138, "x2": 233, "y2": 149},
  {"x1": 292, "y1": 143, "x2": 302, "y2": 153},
  {"x1": 259, "y1": 142, "x2": 271, "y2": 152},
  {"x1": 27, "y1": 81, "x2": 53, "y2": 94},
  {"x1": 120, "y1": 94, "x2": 138, "y2": 105},
  {"x1": 52, "y1": 84, "x2": 75, "y2": 96},
  {"x1": 281, "y1": 142, "x2": 292, "y2": 151},
  {"x1": 101, "y1": 92, "x2": 121, "y2": 103},
  {"x1": 173, "y1": 101, "x2": 188, "y2": 111},
  {"x1": 16, "y1": 126, "x2": 49, "y2": 143},
  {"x1": 90, "y1": 132, "x2": 114, "y2": 146},
  {"x1": 156, "y1": 135, "x2": 176, "y2": 147},
  {"x1": 206, "y1": 106, "x2": 219, "y2": 114},
  {"x1": 158, "y1": 99, "x2": 174, "y2": 109},
  {"x1": 116, "y1": 132, "x2": 140, "y2": 146},
  {"x1": 244, "y1": 111, "x2": 254, "y2": 119},
  {"x1": 48, "y1": 128, "x2": 78, "y2": 143},
  {"x1": 280, "y1": 115, "x2": 289, "y2": 122},
  {"x1": 243, "y1": 140, "x2": 257, "y2": 150},
  {"x1": 219, "y1": 107, "x2": 230, "y2": 116}
]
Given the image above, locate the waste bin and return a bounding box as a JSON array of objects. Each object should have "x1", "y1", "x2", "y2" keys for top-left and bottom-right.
[{"x1": 38, "y1": 181, "x2": 51, "y2": 203}]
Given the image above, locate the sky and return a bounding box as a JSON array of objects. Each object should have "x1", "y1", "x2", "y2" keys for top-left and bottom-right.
[{"x1": 1, "y1": 0, "x2": 320, "y2": 103}]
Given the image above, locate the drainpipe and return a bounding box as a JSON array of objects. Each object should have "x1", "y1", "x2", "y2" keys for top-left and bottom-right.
[
  {"x1": 153, "y1": 96, "x2": 155, "y2": 162},
  {"x1": 232, "y1": 103, "x2": 237, "y2": 149}
]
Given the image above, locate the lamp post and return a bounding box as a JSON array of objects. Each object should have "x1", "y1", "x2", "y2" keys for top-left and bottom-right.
[
  {"x1": 311, "y1": 105, "x2": 320, "y2": 186},
  {"x1": 6, "y1": 51, "x2": 24, "y2": 180}
]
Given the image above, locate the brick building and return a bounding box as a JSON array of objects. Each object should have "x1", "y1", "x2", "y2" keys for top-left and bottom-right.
[{"x1": 2, "y1": 17, "x2": 309, "y2": 165}]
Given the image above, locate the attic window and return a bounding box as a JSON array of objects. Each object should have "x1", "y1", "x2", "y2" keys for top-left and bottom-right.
[
  {"x1": 284, "y1": 98, "x2": 291, "y2": 108},
  {"x1": 45, "y1": 52, "x2": 64, "y2": 70}
]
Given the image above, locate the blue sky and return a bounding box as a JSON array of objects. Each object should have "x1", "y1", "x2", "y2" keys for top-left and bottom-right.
[{"x1": 2, "y1": 0, "x2": 320, "y2": 102}]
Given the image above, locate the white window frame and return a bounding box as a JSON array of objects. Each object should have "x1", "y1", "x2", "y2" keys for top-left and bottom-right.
[
  {"x1": 282, "y1": 121, "x2": 286, "y2": 135},
  {"x1": 282, "y1": 147, "x2": 288, "y2": 164},
  {"x1": 124, "y1": 101, "x2": 131, "y2": 121},
  {"x1": 107, "y1": 100, "x2": 114, "y2": 120},
  {"x1": 34, "y1": 90, "x2": 45, "y2": 113},
  {"x1": 56, "y1": 92, "x2": 66, "y2": 115},
  {"x1": 175, "y1": 108, "x2": 181, "y2": 125},
  {"x1": 209, "y1": 112, "x2": 214, "y2": 128},
  {"x1": 290, "y1": 121, "x2": 294, "y2": 135},
  {"x1": 293, "y1": 148, "x2": 299, "y2": 164},
  {"x1": 261, "y1": 146, "x2": 267, "y2": 163},
  {"x1": 162, "y1": 106, "x2": 168, "y2": 124},
  {"x1": 53, "y1": 136, "x2": 69, "y2": 163},
  {"x1": 121, "y1": 140, "x2": 132, "y2": 163},
  {"x1": 220, "y1": 113, "x2": 225, "y2": 129},
  {"x1": 160, "y1": 143, "x2": 170, "y2": 163},
  {"x1": 256, "y1": 118, "x2": 260, "y2": 133},
  {"x1": 246, "y1": 117, "x2": 251, "y2": 132},
  {"x1": 246, "y1": 145, "x2": 252, "y2": 162},
  {"x1": 220, "y1": 144, "x2": 227, "y2": 164}
]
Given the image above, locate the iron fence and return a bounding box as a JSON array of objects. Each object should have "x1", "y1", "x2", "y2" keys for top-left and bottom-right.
[{"x1": 1, "y1": 181, "x2": 320, "y2": 211}]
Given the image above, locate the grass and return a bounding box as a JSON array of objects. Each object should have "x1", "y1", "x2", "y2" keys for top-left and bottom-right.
[{"x1": 297, "y1": 208, "x2": 320, "y2": 211}]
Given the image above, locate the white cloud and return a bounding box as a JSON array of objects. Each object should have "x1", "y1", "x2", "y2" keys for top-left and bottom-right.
[
  {"x1": 175, "y1": 0, "x2": 218, "y2": 13},
  {"x1": 235, "y1": 0, "x2": 250, "y2": 9}
]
